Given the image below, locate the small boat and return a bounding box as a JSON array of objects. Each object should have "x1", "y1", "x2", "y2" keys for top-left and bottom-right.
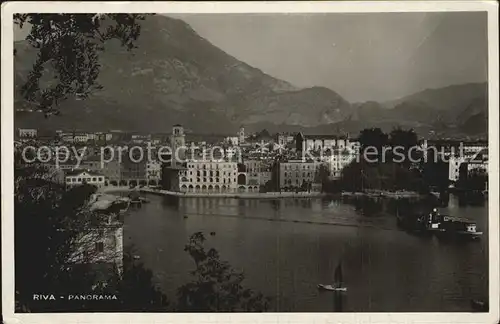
[
  {"x1": 317, "y1": 284, "x2": 347, "y2": 292},
  {"x1": 318, "y1": 261, "x2": 347, "y2": 292}
]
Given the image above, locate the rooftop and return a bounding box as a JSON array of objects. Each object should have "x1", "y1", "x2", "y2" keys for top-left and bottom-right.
[{"x1": 65, "y1": 169, "x2": 103, "y2": 177}]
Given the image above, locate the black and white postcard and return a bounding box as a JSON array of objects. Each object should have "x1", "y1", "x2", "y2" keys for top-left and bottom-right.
[{"x1": 2, "y1": 1, "x2": 499, "y2": 324}]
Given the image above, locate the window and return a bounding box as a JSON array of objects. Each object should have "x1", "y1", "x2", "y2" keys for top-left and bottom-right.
[
  {"x1": 92, "y1": 177, "x2": 97, "y2": 181},
  {"x1": 95, "y1": 242, "x2": 104, "y2": 253},
  {"x1": 77, "y1": 178, "x2": 82, "y2": 182},
  {"x1": 99, "y1": 177, "x2": 103, "y2": 181}
]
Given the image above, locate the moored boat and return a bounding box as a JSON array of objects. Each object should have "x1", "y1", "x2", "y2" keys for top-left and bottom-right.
[{"x1": 433, "y1": 216, "x2": 482, "y2": 240}]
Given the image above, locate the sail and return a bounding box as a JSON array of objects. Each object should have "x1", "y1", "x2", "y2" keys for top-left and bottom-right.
[{"x1": 334, "y1": 261, "x2": 343, "y2": 285}]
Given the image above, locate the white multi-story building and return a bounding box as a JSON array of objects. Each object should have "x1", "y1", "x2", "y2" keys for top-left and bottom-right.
[
  {"x1": 61, "y1": 132, "x2": 89, "y2": 143},
  {"x1": 463, "y1": 141, "x2": 488, "y2": 154},
  {"x1": 18, "y1": 128, "x2": 37, "y2": 138},
  {"x1": 448, "y1": 147, "x2": 488, "y2": 182},
  {"x1": 225, "y1": 136, "x2": 239, "y2": 146},
  {"x1": 327, "y1": 148, "x2": 358, "y2": 179},
  {"x1": 467, "y1": 148, "x2": 488, "y2": 174},
  {"x1": 65, "y1": 170, "x2": 105, "y2": 188},
  {"x1": 178, "y1": 160, "x2": 240, "y2": 193},
  {"x1": 448, "y1": 155, "x2": 467, "y2": 182}
]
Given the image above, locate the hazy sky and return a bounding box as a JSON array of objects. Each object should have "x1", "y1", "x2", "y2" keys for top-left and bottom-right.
[{"x1": 15, "y1": 12, "x2": 488, "y2": 102}]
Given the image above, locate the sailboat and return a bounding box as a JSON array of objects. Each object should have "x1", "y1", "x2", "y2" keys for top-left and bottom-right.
[{"x1": 317, "y1": 261, "x2": 347, "y2": 292}]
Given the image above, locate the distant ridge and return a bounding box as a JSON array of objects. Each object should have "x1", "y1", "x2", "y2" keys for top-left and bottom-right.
[{"x1": 14, "y1": 15, "x2": 487, "y2": 138}]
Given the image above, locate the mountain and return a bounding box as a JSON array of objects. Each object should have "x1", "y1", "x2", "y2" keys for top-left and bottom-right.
[
  {"x1": 14, "y1": 15, "x2": 487, "y2": 137},
  {"x1": 14, "y1": 14, "x2": 351, "y2": 133},
  {"x1": 384, "y1": 82, "x2": 487, "y2": 112},
  {"x1": 356, "y1": 82, "x2": 488, "y2": 136}
]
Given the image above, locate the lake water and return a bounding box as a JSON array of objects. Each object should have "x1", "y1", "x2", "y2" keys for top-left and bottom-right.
[{"x1": 123, "y1": 194, "x2": 488, "y2": 312}]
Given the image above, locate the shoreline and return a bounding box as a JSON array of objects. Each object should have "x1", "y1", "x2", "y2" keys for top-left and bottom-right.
[
  {"x1": 99, "y1": 186, "x2": 424, "y2": 200},
  {"x1": 139, "y1": 187, "x2": 326, "y2": 199}
]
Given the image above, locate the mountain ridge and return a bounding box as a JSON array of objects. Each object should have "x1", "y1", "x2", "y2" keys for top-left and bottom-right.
[{"x1": 14, "y1": 14, "x2": 487, "y2": 138}]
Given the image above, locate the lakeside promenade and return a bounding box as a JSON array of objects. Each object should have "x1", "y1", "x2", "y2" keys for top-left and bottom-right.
[
  {"x1": 139, "y1": 187, "x2": 327, "y2": 199},
  {"x1": 98, "y1": 186, "x2": 423, "y2": 200}
]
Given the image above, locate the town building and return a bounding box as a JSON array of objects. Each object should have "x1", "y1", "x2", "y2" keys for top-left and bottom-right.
[
  {"x1": 131, "y1": 133, "x2": 151, "y2": 144},
  {"x1": 225, "y1": 136, "x2": 239, "y2": 146},
  {"x1": 448, "y1": 147, "x2": 488, "y2": 182},
  {"x1": 120, "y1": 149, "x2": 147, "y2": 186},
  {"x1": 65, "y1": 170, "x2": 106, "y2": 188},
  {"x1": 67, "y1": 197, "x2": 124, "y2": 276},
  {"x1": 61, "y1": 132, "x2": 89, "y2": 144},
  {"x1": 178, "y1": 160, "x2": 239, "y2": 192},
  {"x1": 276, "y1": 133, "x2": 295, "y2": 147},
  {"x1": 18, "y1": 128, "x2": 37, "y2": 138},
  {"x1": 278, "y1": 160, "x2": 324, "y2": 189},
  {"x1": 81, "y1": 156, "x2": 121, "y2": 185},
  {"x1": 146, "y1": 161, "x2": 162, "y2": 185},
  {"x1": 467, "y1": 148, "x2": 488, "y2": 174},
  {"x1": 326, "y1": 147, "x2": 358, "y2": 179},
  {"x1": 463, "y1": 141, "x2": 488, "y2": 154},
  {"x1": 295, "y1": 133, "x2": 358, "y2": 153}
]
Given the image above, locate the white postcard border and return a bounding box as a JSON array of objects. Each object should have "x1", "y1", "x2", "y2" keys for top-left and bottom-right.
[{"x1": 2, "y1": 1, "x2": 499, "y2": 324}]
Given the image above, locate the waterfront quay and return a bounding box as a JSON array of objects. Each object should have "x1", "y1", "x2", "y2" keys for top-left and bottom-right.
[{"x1": 139, "y1": 187, "x2": 326, "y2": 199}]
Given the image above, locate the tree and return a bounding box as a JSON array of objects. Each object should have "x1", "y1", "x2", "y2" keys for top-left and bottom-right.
[
  {"x1": 177, "y1": 232, "x2": 271, "y2": 312},
  {"x1": 314, "y1": 164, "x2": 330, "y2": 192},
  {"x1": 14, "y1": 147, "x2": 167, "y2": 312},
  {"x1": 357, "y1": 128, "x2": 388, "y2": 162},
  {"x1": 14, "y1": 14, "x2": 149, "y2": 115},
  {"x1": 340, "y1": 161, "x2": 363, "y2": 192},
  {"x1": 389, "y1": 127, "x2": 418, "y2": 165}
]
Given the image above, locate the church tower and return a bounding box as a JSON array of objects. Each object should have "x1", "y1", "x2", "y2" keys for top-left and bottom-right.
[
  {"x1": 171, "y1": 124, "x2": 185, "y2": 167},
  {"x1": 238, "y1": 126, "x2": 245, "y2": 144}
]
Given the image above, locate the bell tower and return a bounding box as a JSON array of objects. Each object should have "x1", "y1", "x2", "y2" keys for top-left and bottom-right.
[
  {"x1": 171, "y1": 124, "x2": 185, "y2": 167},
  {"x1": 238, "y1": 126, "x2": 245, "y2": 144}
]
